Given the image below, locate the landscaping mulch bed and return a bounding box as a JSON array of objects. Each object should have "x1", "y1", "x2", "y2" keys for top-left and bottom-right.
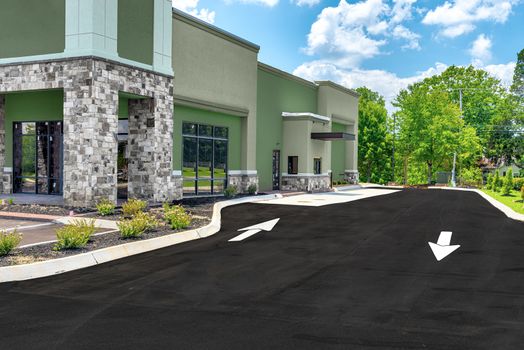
[
  {"x1": 0, "y1": 204, "x2": 76, "y2": 217},
  {"x1": 0, "y1": 212, "x2": 210, "y2": 268},
  {"x1": 0, "y1": 200, "x2": 221, "y2": 267},
  {"x1": 0, "y1": 194, "x2": 266, "y2": 267}
]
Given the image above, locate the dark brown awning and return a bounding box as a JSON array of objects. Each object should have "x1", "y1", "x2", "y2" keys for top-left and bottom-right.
[{"x1": 311, "y1": 132, "x2": 356, "y2": 141}]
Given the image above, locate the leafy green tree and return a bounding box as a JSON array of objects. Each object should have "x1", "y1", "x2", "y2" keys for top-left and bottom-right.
[
  {"x1": 394, "y1": 83, "x2": 481, "y2": 185},
  {"x1": 511, "y1": 49, "x2": 524, "y2": 102},
  {"x1": 422, "y1": 65, "x2": 521, "y2": 165},
  {"x1": 502, "y1": 168, "x2": 514, "y2": 196},
  {"x1": 356, "y1": 87, "x2": 391, "y2": 184}
]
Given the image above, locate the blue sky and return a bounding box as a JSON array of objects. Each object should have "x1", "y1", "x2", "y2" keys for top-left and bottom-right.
[{"x1": 173, "y1": 0, "x2": 524, "y2": 110}]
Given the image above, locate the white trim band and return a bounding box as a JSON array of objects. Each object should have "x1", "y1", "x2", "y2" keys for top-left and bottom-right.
[
  {"x1": 228, "y1": 170, "x2": 258, "y2": 176},
  {"x1": 282, "y1": 112, "x2": 331, "y2": 123}
]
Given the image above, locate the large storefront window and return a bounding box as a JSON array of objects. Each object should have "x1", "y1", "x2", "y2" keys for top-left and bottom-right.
[{"x1": 183, "y1": 123, "x2": 228, "y2": 196}]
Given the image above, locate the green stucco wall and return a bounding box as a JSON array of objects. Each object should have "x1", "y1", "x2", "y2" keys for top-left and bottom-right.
[
  {"x1": 118, "y1": 97, "x2": 129, "y2": 119},
  {"x1": 173, "y1": 105, "x2": 242, "y2": 171},
  {"x1": 256, "y1": 68, "x2": 318, "y2": 191},
  {"x1": 4, "y1": 90, "x2": 64, "y2": 167},
  {"x1": 331, "y1": 122, "x2": 346, "y2": 182},
  {"x1": 0, "y1": 0, "x2": 65, "y2": 59},
  {"x1": 118, "y1": 0, "x2": 154, "y2": 65}
]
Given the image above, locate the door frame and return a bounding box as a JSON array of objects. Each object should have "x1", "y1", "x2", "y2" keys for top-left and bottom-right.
[
  {"x1": 12, "y1": 121, "x2": 63, "y2": 195},
  {"x1": 272, "y1": 150, "x2": 281, "y2": 190}
]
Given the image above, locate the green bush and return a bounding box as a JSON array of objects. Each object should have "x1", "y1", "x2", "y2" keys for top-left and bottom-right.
[
  {"x1": 247, "y1": 184, "x2": 257, "y2": 195},
  {"x1": 502, "y1": 169, "x2": 513, "y2": 196},
  {"x1": 122, "y1": 198, "x2": 147, "y2": 217},
  {"x1": 513, "y1": 177, "x2": 524, "y2": 191},
  {"x1": 96, "y1": 198, "x2": 116, "y2": 216},
  {"x1": 224, "y1": 186, "x2": 237, "y2": 199},
  {"x1": 0, "y1": 229, "x2": 22, "y2": 256},
  {"x1": 54, "y1": 219, "x2": 96, "y2": 251},
  {"x1": 7, "y1": 198, "x2": 14, "y2": 205},
  {"x1": 459, "y1": 167, "x2": 483, "y2": 188},
  {"x1": 118, "y1": 212, "x2": 158, "y2": 239},
  {"x1": 486, "y1": 173, "x2": 494, "y2": 190},
  {"x1": 521, "y1": 185, "x2": 524, "y2": 203},
  {"x1": 493, "y1": 170, "x2": 501, "y2": 192},
  {"x1": 163, "y1": 204, "x2": 192, "y2": 230}
]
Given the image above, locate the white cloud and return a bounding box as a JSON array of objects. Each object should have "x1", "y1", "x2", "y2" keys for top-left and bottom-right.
[
  {"x1": 422, "y1": 0, "x2": 518, "y2": 38},
  {"x1": 483, "y1": 62, "x2": 516, "y2": 86},
  {"x1": 469, "y1": 34, "x2": 492, "y2": 66},
  {"x1": 293, "y1": 60, "x2": 448, "y2": 113},
  {"x1": 293, "y1": 59, "x2": 516, "y2": 113},
  {"x1": 392, "y1": 25, "x2": 421, "y2": 50},
  {"x1": 304, "y1": 0, "x2": 421, "y2": 68},
  {"x1": 226, "y1": 0, "x2": 279, "y2": 6},
  {"x1": 391, "y1": 0, "x2": 418, "y2": 23},
  {"x1": 172, "y1": 0, "x2": 216, "y2": 23},
  {"x1": 292, "y1": 0, "x2": 321, "y2": 6}
]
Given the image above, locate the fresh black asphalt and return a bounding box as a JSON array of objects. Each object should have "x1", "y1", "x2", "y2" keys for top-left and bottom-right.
[{"x1": 1, "y1": 189, "x2": 524, "y2": 349}]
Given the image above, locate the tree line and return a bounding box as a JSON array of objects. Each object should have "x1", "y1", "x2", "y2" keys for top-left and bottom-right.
[{"x1": 357, "y1": 49, "x2": 524, "y2": 186}]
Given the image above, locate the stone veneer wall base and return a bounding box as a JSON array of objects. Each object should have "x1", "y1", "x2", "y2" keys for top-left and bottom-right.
[{"x1": 281, "y1": 175, "x2": 331, "y2": 192}]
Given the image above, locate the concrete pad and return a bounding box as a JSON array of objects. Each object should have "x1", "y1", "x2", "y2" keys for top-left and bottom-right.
[{"x1": 259, "y1": 188, "x2": 400, "y2": 207}]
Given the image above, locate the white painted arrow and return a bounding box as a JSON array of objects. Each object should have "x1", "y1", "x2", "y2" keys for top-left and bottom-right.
[
  {"x1": 229, "y1": 218, "x2": 280, "y2": 242},
  {"x1": 428, "y1": 231, "x2": 460, "y2": 261}
]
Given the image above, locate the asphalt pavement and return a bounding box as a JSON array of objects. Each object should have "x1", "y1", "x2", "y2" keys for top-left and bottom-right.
[{"x1": 1, "y1": 189, "x2": 523, "y2": 349}]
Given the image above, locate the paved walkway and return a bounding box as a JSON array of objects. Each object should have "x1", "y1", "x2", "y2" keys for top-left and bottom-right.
[{"x1": 259, "y1": 187, "x2": 399, "y2": 207}]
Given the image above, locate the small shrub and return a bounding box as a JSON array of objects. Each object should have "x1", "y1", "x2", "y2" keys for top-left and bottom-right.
[
  {"x1": 96, "y1": 198, "x2": 115, "y2": 216},
  {"x1": 486, "y1": 173, "x2": 494, "y2": 190},
  {"x1": 247, "y1": 184, "x2": 257, "y2": 195},
  {"x1": 224, "y1": 186, "x2": 237, "y2": 199},
  {"x1": 163, "y1": 204, "x2": 192, "y2": 230},
  {"x1": 502, "y1": 169, "x2": 513, "y2": 196},
  {"x1": 521, "y1": 185, "x2": 524, "y2": 203},
  {"x1": 122, "y1": 198, "x2": 147, "y2": 217},
  {"x1": 513, "y1": 177, "x2": 524, "y2": 191},
  {"x1": 7, "y1": 198, "x2": 14, "y2": 205},
  {"x1": 0, "y1": 229, "x2": 22, "y2": 256},
  {"x1": 118, "y1": 212, "x2": 158, "y2": 239},
  {"x1": 54, "y1": 220, "x2": 96, "y2": 251},
  {"x1": 493, "y1": 170, "x2": 501, "y2": 192}
]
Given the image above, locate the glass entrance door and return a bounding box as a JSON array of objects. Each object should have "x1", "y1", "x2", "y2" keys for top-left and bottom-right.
[{"x1": 13, "y1": 121, "x2": 63, "y2": 195}]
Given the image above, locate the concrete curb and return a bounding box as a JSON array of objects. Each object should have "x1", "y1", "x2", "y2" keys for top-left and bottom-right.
[
  {"x1": 54, "y1": 217, "x2": 119, "y2": 230},
  {"x1": 0, "y1": 194, "x2": 282, "y2": 283},
  {"x1": 430, "y1": 187, "x2": 524, "y2": 222}
]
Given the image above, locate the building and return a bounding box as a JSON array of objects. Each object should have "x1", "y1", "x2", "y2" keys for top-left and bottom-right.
[{"x1": 0, "y1": 0, "x2": 359, "y2": 207}]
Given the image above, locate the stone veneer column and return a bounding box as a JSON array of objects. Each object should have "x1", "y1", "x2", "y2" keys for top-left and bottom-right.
[
  {"x1": 62, "y1": 62, "x2": 119, "y2": 207},
  {"x1": 128, "y1": 97, "x2": 178, "y2": 202}
]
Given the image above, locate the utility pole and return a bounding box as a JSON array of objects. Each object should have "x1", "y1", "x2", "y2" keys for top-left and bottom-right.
[
  {"x1": 451, "y1": 88, "x2": 462, "y2": 187},
  {"x1": 392, "y1": 113, "x2": 396, "y2": 184}
]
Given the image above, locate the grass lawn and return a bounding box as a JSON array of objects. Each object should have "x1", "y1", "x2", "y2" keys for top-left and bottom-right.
[{"x1": 482, "y1": 189, "x2": 524, "y2": 215}]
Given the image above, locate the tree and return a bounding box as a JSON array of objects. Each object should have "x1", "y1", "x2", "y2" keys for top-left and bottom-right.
[
  {"x1": 511, "y1": 49, "x2": 524, "y2": 101},
  {"x1": 502, "y1": 168, "x2": 514, "y2": 196},
  {"x1": 394, "y1": 83, "x2": 481, "y2": 185},
  {"x1": 356, "y1": 87, "x2": 391, "y2": 184},
  {"x1": 422, "y1": 65, "x2": 519, "y2": 165}
]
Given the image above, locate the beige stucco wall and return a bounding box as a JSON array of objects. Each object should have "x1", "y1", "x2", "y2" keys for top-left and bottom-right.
[
  {"x1": 282, "y1": 118, "x2": 331, "y2": 175},
  {"x1": 311, "y1": 121, "x2": 331, "y2": 174},
  {"x1": 282, "y1": 119, "x2": 311, "y2": 174},
  {"x1": 172, "y1": 13, "x2": 258, "y2": 170},
  {"x1": 317, "y1": 82, "x2": 359, "y2": 171}
]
